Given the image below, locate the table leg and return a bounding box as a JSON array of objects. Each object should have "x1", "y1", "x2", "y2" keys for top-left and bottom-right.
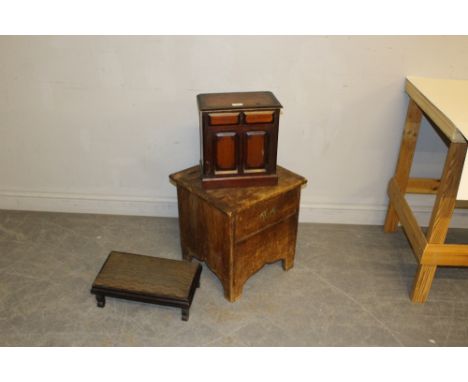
[
  {"x1": 411, "y1": 141, "x2": 467, "y2": 303},
  {"x1": 411, "y1": 264, "x2": 437, "y2": 303},
  {"x1": 384, "y1": 99, "x2": 423, "y2": 232}
]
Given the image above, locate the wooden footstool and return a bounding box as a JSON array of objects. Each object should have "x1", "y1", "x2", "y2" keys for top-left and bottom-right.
[{"x1": 90, "y1": 251, "x2": 202, "y2": 321}]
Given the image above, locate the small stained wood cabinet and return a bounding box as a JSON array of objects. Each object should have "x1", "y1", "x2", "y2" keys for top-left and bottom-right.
[{"x1": 197, "y1": 91, "x2": 282, "y2": 189}]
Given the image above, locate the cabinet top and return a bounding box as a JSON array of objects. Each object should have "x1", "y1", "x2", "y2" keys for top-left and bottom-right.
[{"x1": 197, "y1": 91, "x2": 282, "y2": 111}]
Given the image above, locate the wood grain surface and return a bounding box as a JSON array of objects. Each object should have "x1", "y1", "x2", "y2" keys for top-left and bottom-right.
[
  {"x1": 384, "y1": 98, "x2": 422, "y2": 233},
  {"x1": 198, "y1": 91, "x2": 282, "y2": 189},
  {"x1": 384, "y1": 78, "x2": 468, "y2": 303},
  {"x1": 170, "y1": 165, "x2": 306, "y2": 215},
  {"x1": 197, "y1": 91, "x2": 282, "y2": 111},
  {"x1": 171, "y1": 165, "x2": 306, "y2": 302},
  {"x1": 387, "y1": 178, "x2": 427, "y2": 260},
  {"x1": 426, "y1": 142, "x2": 467, "y2": 243},
  {"x1": 406, "y1": 77, "x2": 468, "y2": 143},
  {"x1": 92, "y1": 251, "x2": 200, "y2": 301}
]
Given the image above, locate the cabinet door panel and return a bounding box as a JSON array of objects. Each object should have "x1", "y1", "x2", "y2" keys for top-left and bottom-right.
[
  {"x1": 244, "y1": 131, "x2": 268, "y2": 172},
  {"x1": 214, "y1": 132, "x2": 239, "y2": 174}
]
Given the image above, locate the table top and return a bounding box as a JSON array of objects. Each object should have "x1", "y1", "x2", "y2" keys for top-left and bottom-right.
[
  {"x1": 169, "y1": 165, "x2": 307, "y2": 215},
  {"x1": 92, "y1": 251, "x2": 200, "y2": 301},
  {"x1": 406, "y1": 76, "x2": 468, "y2": 201},
  {"x1": 406, "y1": 77, "x2": 468, "y2": 143}
]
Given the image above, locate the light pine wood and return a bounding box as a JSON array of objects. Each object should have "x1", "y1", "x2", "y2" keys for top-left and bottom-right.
[
  {"x1": 423, "y1": 244, "x2": 468, "y2": 266},
  {"x1": 460, "y1": 154, "x2": 468, "y2": 200},
  {"x1": 406, "y1": 178, "x2": 440, "y2": 194},
  {"x1": 387, "y1": 178, "x2": 427, "y2": 259},
  {"x1": 405, "y1": 77, "x2": 467, "y2": 144},
  {"x1": 410, "y1": 142, "x2": 468, "y2": 302},
  {"x1": 426, "y1": 142, "x2": 467, "y2": 243},
  {"x1": 384, "y1": 99, "x2": 423, "y2": 232},
  {"x1": 385, "y1": 76, "x2": 468, "y2": 304},
  {"x1": 406, "y1": 77, "x2": 468, "y2": 200},
  {"x1": 410, "y1": 264, "x2": 437, "y2": 303}
]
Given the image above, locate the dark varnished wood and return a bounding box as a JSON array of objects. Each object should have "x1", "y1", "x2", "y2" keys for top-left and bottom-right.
[
  {"x1": 96, "y1": 294, "x2": 105, "y2": 308},
  {"x1": 214, "y1": 132, "x2": 237, "y2": 172},
  {"x1": 90, "y1": 251, "x2": 202, "y2": 321},
  {"x1": 202, "y1": 173, "x2": 278, "y2": 189},
  {"x1": 170, "y1": 165, "x2": 306, "y2": 302},
  {"x1": 197, "y1": 91, "x2": 282, "y2": 111},
  {"x1": 198, "y1": 91, "x2": 282, "y2": 189},
  {"x1": 245, "y1": 131, "x2": 267, "y2": 169},
  {"x1": 209, "y1": 112, "x2": 240, "y2": 125},
  {"x1": 245, "y1": 111, "x2": 274, "y2": 124}
]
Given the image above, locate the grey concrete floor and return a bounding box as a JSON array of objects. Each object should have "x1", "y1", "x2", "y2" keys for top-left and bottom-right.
[{"x1": 1, "y1": 209, "x2": 468, "y2": 346}]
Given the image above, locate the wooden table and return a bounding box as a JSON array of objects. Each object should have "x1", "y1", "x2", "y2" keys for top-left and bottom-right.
[
  {"x1": 384, "y1": 76, "x2": 468, "y2": 303},
  {"x1": 91, "y1": 251, "x2": 202, "y2": 321},
  {"x1": 170, "y1": 165, "x2": 307, "y2": 302}
]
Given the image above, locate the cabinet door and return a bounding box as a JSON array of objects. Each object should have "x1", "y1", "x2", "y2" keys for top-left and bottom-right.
[
  {"x1": 213, "y1": 132, "x2": 239, "y2": 175},
  {"x1": 243, "y1": 131, "x2": 269, "y2": 173}
]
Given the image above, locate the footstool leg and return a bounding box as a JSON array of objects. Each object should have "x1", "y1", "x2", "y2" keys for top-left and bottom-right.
[
  {"x1": 181, "y1": 308, "x2": 189, "y2": 321},
  {"x1": 96, "y1": 294, "x2": 106, "y2": 308}
]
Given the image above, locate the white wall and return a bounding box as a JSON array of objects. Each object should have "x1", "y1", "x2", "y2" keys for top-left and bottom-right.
[{"x1": 1, "y1": 36, "x2": 468, "y2": 226}]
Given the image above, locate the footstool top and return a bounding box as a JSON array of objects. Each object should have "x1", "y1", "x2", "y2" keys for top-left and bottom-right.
[{"x1": 92, "y1": 251, "x2": 200, "y2": 301}]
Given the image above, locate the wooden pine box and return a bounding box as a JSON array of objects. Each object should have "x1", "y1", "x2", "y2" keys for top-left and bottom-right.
[{"x1": 170, "y1": 165, "x2": 306, "y2": 302}]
